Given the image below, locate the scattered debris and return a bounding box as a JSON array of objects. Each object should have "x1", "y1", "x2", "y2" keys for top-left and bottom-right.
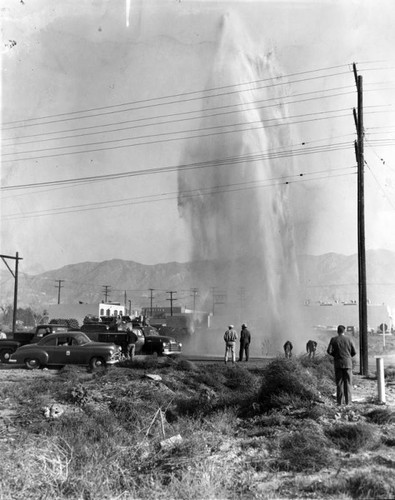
[
  {"x1": 43, "y1": 404, "x2": 64, "y2": 419},
  {"x1": 145, "y1": 374, "x2": 162, "y2": 382},
  {"x1": 160, "y1": 434, "x2": 183, "y2": 450}
]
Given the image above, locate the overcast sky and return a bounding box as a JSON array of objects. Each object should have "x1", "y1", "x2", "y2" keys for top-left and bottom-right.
[{"x1": 1, "y1": 0, "x2": 395, "y2": 274}]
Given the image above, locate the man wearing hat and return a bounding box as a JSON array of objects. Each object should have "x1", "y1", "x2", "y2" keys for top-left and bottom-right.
[
  {"x1": 239, "y1": 323, "x2": 251, "y2": 362},
  {"x1": 224, "y1": 324, "x2": 238, "y2": 364}
]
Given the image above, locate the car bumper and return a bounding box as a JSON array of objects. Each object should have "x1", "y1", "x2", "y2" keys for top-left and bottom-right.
[
  {"x1": 162, "y1": 343, "x2": 182, "y2": 355},
  {"x1": 106, "y1": 359, "x2": 120, "y2": 365}
]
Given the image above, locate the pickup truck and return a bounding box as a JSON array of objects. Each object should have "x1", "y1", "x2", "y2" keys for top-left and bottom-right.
[
  {"x1": 0, "y1": 324, "x2": 74, "y2": 363},
  {"x1": 80, "y1": 319, "x2": 182, "y2": 357}
]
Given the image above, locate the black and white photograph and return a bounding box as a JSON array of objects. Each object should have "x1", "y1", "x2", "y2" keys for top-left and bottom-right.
[{"x1": 1, "y1": 1, "x2": 395, "y2": 498}]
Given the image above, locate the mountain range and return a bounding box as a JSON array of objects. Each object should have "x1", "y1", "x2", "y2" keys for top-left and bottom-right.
[{"x1": 1, "y1": 250, "x2": 395, "y2": 312}]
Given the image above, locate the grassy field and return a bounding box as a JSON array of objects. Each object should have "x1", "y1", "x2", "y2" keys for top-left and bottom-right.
[{"x1": 1, "y1": 351, "x2": 395, "y2": 499}]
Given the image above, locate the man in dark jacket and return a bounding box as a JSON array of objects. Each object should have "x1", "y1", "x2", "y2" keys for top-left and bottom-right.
[
  {"x1": 327, "y1": 324, "x2": 356, "y2": 405},
  {"x1": 239, "y1": 323, "x2": 251, "y2": 362}
]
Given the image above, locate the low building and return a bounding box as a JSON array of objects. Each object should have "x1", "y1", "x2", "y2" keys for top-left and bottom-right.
[
  {"x1": 47, "y1": 302, "x2": 126, "y2": 327},
  {"x1": 304, "y1": 302, "x2": 392, "y2": 333}
]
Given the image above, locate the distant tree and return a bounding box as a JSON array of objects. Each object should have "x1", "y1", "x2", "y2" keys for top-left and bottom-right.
[
  {"x1": 0, "y1": 304, "x2": 39, "y2": 328},
  {"x1": 0, "y1": 304, "x2": 13, "y2": 326}
]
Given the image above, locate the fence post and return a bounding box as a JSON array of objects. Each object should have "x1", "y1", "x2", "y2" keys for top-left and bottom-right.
[{"x1": 376, "y1": 357, "x2": 386, "y2": 404}]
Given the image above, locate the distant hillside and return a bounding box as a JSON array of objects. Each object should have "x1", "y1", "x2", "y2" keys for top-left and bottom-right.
[
  {"x1": 298, "y1": 249, "x2": 395, "y2": 306},
  {"x1": 1, "y1": 250, "x2": 395, "y2": 311}
]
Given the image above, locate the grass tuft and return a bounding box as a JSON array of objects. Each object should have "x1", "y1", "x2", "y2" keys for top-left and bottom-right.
[
  {"x1": 257, "y1": 358, "x2": 322, "y2": 411},
  {"x1": 275, "y1": 429, "x2": 334, "y2": 472},
  {"x1": 365, "y1": 407, "x2": 395, "y2": 424},
  {"x1": 325, "y1": 422, "x2": 380, "y2": 452},
  {"x1": 346, "y1": 470, "x2": 395, "y2": 499}
]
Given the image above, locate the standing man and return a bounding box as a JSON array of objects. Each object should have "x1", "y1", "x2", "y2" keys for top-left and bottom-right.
[
  {"x1": 327, "y1": 324, "x2": 356, "y2": 405},
  {"x1": 224, "y1": 325, "x2": 237, "y2": 364},
  {"x1": 239, "y1": 323, "x2": 251, "y2": 362}
]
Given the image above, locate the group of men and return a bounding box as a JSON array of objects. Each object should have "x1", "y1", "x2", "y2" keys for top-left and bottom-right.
[
  {"x1": 223, "y1": 323, "x2": 251, "y2": 364},
  {"x1": 224, "y1": 322, "x2": 357, "y2": 406}
]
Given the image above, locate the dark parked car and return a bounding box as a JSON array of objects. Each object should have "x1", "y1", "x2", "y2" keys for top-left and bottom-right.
[
  {"x1": 9, "y1": 331, "x2": 121, "y2": 370},
  {"x1": 0, "y1": 324, "x2": 73, "y2": 363},
  {"x1": 83, "y1": 320, "x2": 182, "y2": 357}
]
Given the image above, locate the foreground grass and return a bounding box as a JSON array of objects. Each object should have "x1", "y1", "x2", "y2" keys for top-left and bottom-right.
[{"x1": 1, "y1": 356, "x2": 395, "y2": 499}]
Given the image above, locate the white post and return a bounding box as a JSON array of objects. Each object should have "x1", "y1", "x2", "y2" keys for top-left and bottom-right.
[
  {"x1": 376, "y1": 357, "x2": 386, "y2": 404},
  {"x1": 383, "y1": 323, "x2": 386, "y2": 349}
]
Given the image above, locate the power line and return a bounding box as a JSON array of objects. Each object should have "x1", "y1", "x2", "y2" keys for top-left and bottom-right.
[
  {"x1": 2, "y1": 106, "x2": 354, "y2": 148},
  {"x1": 1, "y1": 140, "x2": 355, "y2": 192},
  {"x1": 2, "y1": 65, "x2": 352, "y2": 128},
  {"x1": 1, "y1": 168, "x2": 356, "y2": 221},
  {"x1": 1, "y1": 112, "x2": 354, "y2": 163},
  {"x1": 2, "y1": 84, "x2": 357, "y2": 140}
]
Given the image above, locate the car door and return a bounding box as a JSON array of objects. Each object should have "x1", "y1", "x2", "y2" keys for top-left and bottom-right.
[
  {"x1": 40, "y1": 335, "x2": 70, "y2": 364},
  {"x1": 68, "y1": 336, "x2": 90, "y2": 364}
]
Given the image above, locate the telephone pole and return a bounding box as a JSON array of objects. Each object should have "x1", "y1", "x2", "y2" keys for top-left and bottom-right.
[
  {"x1": 166, "y1": 291, "x2": 177, "y2": 316},
  {"x1": 149, "y1": 288, "x2": 155, "y2": 317},
  {"x1": 353, "y1": 62, "x2": 368, "y2": 375},
  {"x1": 54, "y1": 279, "x2": 65, "y2": 304},
  {"x1": 0, "y1": 252, "x2": 22, "y2": 333},
  {"x1": 102, "y1": 285, "x2": 111, "y2": 302},
  {"x1": 191, "y1": 288, "x2": 199, "y2": 311}
]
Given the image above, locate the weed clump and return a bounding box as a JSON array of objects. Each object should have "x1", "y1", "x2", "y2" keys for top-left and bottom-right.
[
  {"x1": 325, "y1": 422, "x2": 380, "y2": 453},
  {"x1": 346, "y1": 470, "x2": 395, "y2": 499},
  {"x1": 275, "y1": 429, "x2": 334, "y2": 472},
  {"x1": 384, "y1": 365, "x2": 395, "y2": 381},
  {"x1": 365, "y1": 407, "x2": 395, "y2": 424},
  {"x1": 257, "y1": 358, "x2": 321, "y2": 411},
  {"x1": 223, "y1": 365, "x2": 256, "y2": 391}
]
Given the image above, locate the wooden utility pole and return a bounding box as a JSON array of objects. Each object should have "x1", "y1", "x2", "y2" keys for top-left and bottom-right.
[
  {"x1": 191, "y1": 288, "x2": 199, "y2": 311},
  {"x1": 54, "y1": 279, "x2": 65, "y2": 304},
  {"x1": 0, "y1": 252, "x2": 23, "y2": 333},
  {"x1": 149, "y1": 288, "x2": 155, "y2": 317},
  {"x1": 102, "y1": 285, "x2": 111, "y2": 302},
  {"x1": 166, "y1": 291, "x2": 177, "y2": 316},
  {"x1": 353, "y1": 62, "x2": 368, "y2": 375}
]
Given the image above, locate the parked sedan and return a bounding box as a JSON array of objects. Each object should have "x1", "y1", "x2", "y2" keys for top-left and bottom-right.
[{"x1": 9, "y1": 331, "x2": 121, "y2": 370}]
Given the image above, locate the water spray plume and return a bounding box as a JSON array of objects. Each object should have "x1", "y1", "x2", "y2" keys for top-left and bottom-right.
[
  {"x1": 178, "y1": 13, "x2": 304, "y2": 354},
  {"x1": 126, "y1": 0, "x2": 131, "y2": 27}
]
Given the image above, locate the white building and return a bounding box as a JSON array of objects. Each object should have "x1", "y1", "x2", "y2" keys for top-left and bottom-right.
[{"x1": 47, "y1": 302, "x2": 126, "y2": 328}]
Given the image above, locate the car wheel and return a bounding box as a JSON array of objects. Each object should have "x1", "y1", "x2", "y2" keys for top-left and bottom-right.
[
  {"x1": 89, "y1": 357, "x2": 106, "y2": 370},
  {"x1": 0, "y1": 348, "x2": 14, "y2": 363},
  {"x1": 25, "y1": 358, "x2": 41, "y2": 370}
]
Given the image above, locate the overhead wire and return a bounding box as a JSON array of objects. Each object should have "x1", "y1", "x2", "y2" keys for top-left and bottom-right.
[
  {"x1": 2, "y1": 109, "x2": 353, "y2": 158},
  {"x1": 2, "y1": 106, "x2": 354, "y2": 147},
  {"x1": 1, "y1": 139, "x2": 356, "y2": 192},
  {"x1": 1, "y1": 115, "x2": 355, "y2": 163},
  {"x1": 2, "y1": 65, "x2": 352, "y2": 128},
  {"x1": 2, "y1": 167, "x2": 357, "y2": 220}
]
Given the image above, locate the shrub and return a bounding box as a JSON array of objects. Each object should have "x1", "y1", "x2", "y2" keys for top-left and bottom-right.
[
  {"x1": 325, "y1": 422, "x2": 380, "y2": 453},
  {"x1": 384, "y1": 365, "x2": 395, "y2": 381},
  {"x1": 257, "y1": 358, "x2": 321, "y2": 411},
  {"x1": 223, "y1": 365, "x2": 256, "y2": 391},
  {"x1": 275, "y1": 429, "x2": 334, "y2": 472},
  {"x1": 365, "y1": 407, "x2": 395, "y2": 424},
  {"x1": 299, "y1": 354, "x2": 334, "y2": 380},
  {"x1": 346, "y1": 471, "x2": 395, "y2": 499}
]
